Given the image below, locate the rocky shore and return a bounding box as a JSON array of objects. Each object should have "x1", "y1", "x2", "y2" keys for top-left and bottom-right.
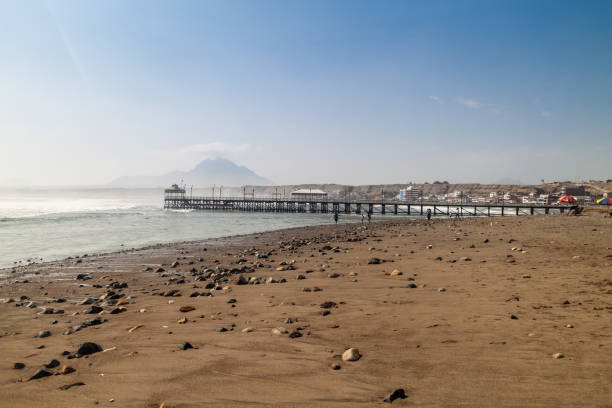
[{"x1": 0, "y1": 214, "x2": 610, "y2": 407}]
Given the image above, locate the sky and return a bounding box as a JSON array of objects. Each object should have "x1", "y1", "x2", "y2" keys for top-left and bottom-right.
[{"x1": 1, "y1": 0, "x2": 611, "y2": 186}]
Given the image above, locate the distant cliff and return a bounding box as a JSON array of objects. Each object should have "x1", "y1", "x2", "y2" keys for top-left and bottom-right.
[
  {"x1": 109, "y1": 158, "x2": 273, "y2": 188},
  {"x1": 241, "y1": 181, "x2": 611, "y2": 199}
]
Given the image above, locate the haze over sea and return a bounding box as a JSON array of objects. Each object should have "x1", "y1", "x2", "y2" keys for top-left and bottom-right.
[{"x1": 0, "y1": 188, "x2": 356, "y2": 270}]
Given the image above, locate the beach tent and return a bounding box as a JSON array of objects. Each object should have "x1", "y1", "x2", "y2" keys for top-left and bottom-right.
[
  {"x1": 597, "y1": 197, "x2": 611, "y2": 205},
  {"x1": 557, "y1": 195, "x2": 577, "y2": 204}
]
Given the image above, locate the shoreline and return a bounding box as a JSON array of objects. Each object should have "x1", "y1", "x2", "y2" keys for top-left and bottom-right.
[
  {"x1": 1, "y1": 210, "x2": 532, "y2": 276},
  {"x1": 0, "y1": 213, "x2": 610, "y2": 407}
]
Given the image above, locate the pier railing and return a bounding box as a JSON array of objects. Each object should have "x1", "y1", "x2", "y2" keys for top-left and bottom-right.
[{"x1": 163, "y1": 195, "x2": 571, "y2": 216}]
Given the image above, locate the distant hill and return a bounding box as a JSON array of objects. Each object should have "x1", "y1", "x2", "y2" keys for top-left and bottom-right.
[{"x1": 109, "y1": 158, "x2": 273, "y2": 188}]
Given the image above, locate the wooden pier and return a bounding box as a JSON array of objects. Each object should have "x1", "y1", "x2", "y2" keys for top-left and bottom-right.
[{"x1": 163, "y1": 194, "x2": 568, "y2": 217}]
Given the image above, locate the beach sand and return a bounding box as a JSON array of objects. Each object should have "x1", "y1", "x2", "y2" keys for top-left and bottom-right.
[{"x1": 0, "y1": 214, "x2": 610, "y2": 407}]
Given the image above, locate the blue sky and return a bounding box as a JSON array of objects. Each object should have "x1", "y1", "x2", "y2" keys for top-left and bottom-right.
[{"x1": 1, "y1": 0, "x2": 611, "y2": 185}]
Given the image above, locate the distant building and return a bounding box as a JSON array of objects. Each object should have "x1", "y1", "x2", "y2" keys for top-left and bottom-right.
[
  {"x1": 164, "y1": 184, "x2": 185, "y2": 199},
  {"x1": 399, "y1": 186, "x2": 420, "y2": 201},
  {"x1": 290, "y1": 189, "x2": 328, "y2": 199},
  {"x1": 561, "y1": 186, "x2": 587, "y2": 196}
]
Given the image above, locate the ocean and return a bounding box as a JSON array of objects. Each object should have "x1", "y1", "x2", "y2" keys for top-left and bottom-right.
[{"x1": 0, "y1": 188, "x2": 359, "y2": 269}]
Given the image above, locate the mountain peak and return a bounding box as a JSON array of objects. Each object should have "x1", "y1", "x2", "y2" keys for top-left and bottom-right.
[{"x1": 109, "y1": 158, "x2": 272, "y2": 188}]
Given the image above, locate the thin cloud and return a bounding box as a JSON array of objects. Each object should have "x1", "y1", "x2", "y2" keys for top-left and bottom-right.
[
  {"x1": 178, "y1": 142, "x2": 252, "y2": 155},
  {"x1": 456, "y1": 97, "x2": 483, "y2": 109},
  {"x1": 429, "y1": 95, "x2": 443, "y2": 105},
  {"x1": 541, "y1": 110, "x2": 553, "y2": 117}
]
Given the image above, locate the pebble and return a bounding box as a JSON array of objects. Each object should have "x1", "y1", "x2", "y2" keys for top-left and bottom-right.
[
  {"x1": 271, "y1": 327, "x2": 288, "y2": 335},
  {"x1": 331, "y1": 363, "x2": 341, "y2": 370},
  {"x1": 38, "y1": 330, "x2": 51, "y2": 338},
  {"x1": 552, "y1": 353, "x2": 564, "y2": 359},
  {"x1": 28, "y1": 368, "x2": 54, "y2": 381},
  {"x1": 13, "y1": 362, "x2": 25, "y2": 369},
  {"x1": 44, "y1": 359, "x2": 60, "y2": 369},
  {"x1": 242, "y1": 327, "x2": 255, "y2": 333},
  {"x1": 129, "y1": 324, "x2": 145, "y2": 332},
  {"x1": 390, "y1": 269, "x2": 402, "y2": 276},
  {"x1": 59, "y1": 365, "x2": 76, "y2": 375},
  {"x1": 58, "y1": 381, "x2": 84, "y2": 390},
  {"x1": 76, "y1": 342, "x2": 103, "y2": 356},
  {"x1": 438, "y1": 287, "x2": 446, "y2": 292},
  {"x1": 342, "y1": 348, "x2": 361, "y2": 361},
  {"x1": 180, "y1": 342, "x2": 194, "y2": 350},
  {"x1": 179, "y1": 306, "x2": 195, "y2": 313},
  {"x1": 383, "y1": 388, "x2": 407, "y2": 403}
]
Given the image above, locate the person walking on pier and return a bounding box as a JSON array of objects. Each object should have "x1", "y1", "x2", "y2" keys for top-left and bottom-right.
[{"x1": 333, "y1": 211, "x2": 339, "y2": 225}]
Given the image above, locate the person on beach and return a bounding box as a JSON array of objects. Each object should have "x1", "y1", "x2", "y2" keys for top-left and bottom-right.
[
  {"x1": 361, "y1": 212, "x2": 365, "y2": 225},
  {"x1": 333, "y1": 211, "x2": 339, "y2": 225},
  {"x1": 367, "y1": 211, "x2": 372, "y2": 224},
  {"x1": 426, "y1": 208, "x2": 432, "y2": 220}
]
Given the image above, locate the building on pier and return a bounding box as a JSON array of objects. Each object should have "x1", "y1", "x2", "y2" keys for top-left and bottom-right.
[{"x1": 164, "y1": 184, "x2": 186, "y2": 199}]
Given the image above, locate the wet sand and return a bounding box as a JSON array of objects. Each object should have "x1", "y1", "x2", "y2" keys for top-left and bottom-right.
[{"x1": 0, "y1": 214, "x2": 610, "y2": 407}]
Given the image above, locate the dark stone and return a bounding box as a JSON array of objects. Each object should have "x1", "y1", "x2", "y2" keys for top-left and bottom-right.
[
  {"x1": 383, "y1": 388, "x2": 407, "y2": 403},
  {"x1": 45, "y1": 359, "x2": 60, "y2": 369},
  {"x1": 59, "y1": 382, "x2": 85, "y2": 390},
  {"x1": 227, "y1": 298, "x2": 237, "y2": 304},
  {"x1": 13, "y1": 362, "x2": 25, "y2": 369},
  {"x1": 320, "y1": 301, "x2": 337, "y2": 309},
  {"x1": 189, "y1": 292, "x2": 200, "y2": 297},
  {"x1": 321, "y1": 310, "x2": 331, "y2": 316},
  {"x1": 216, "y1": 327, "x2": 228, "y2": 332},
  {"x1": 368, "y1": 258, "x2": 382, "y2": 264},
  {"x1": 289, "y1": 331, "x2": 302, "y2": 338},
  {"x1": 84, "y1": 306, "x2": 103, "y2": 314},
  {"x1": 180, "y1": 342, "x2": 193, "y2": 350},
  {"x1": 110, "y1": 307, "x2": 125, "y2": 314},
  {"x1": 76, "y1": 342, "x2": 102, "y2": 357},
  {"x1": 28, "y1": 368, "x2": 54, "y2": 381},
  {"x1": 510, "y1": 314, "x2": 519, "y2": 320},
  {"x1": 205, "y1": 283, "x2": 215, "y2": 289},
  {"x1": 75, "y1": 274, "x2": 91, "y2": 281}
]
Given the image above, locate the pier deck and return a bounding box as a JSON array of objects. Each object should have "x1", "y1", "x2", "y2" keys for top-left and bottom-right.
[{"x1": 163, "y1": 196, "x2": 569, "y2": 216}]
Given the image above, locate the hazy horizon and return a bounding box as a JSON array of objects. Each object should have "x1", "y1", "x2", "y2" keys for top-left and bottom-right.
[{"x1": 1, "y1": 1, "x2": 611, "y2": 186}]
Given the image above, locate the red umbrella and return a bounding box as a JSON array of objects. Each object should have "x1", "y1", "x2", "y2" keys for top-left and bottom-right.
[{"x1": 558, "y1": 195, "x2": 576, "y2": 204}]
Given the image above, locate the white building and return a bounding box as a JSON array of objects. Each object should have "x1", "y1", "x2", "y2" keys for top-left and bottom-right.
[{"x1": 399, "y1": 186, "x2": 420, "y2": 201}]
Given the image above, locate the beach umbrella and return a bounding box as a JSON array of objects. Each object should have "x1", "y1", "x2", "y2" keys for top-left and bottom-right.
[
  {"x1": 557, "y1": 195, "x2": 576, "y2": 204},
  {"x1": 597, "y1": 197, "x2": 611, "y2": 206}
]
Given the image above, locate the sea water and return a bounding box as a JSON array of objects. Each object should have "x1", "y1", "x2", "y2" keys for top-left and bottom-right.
[{"x1": 0, "y1": 188, "x2": 359, "y2": 269}]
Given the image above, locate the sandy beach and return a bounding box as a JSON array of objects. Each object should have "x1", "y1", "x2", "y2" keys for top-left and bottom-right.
[{"x1": 0, "y1": 213, "x2": 610, "y2": 407}]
